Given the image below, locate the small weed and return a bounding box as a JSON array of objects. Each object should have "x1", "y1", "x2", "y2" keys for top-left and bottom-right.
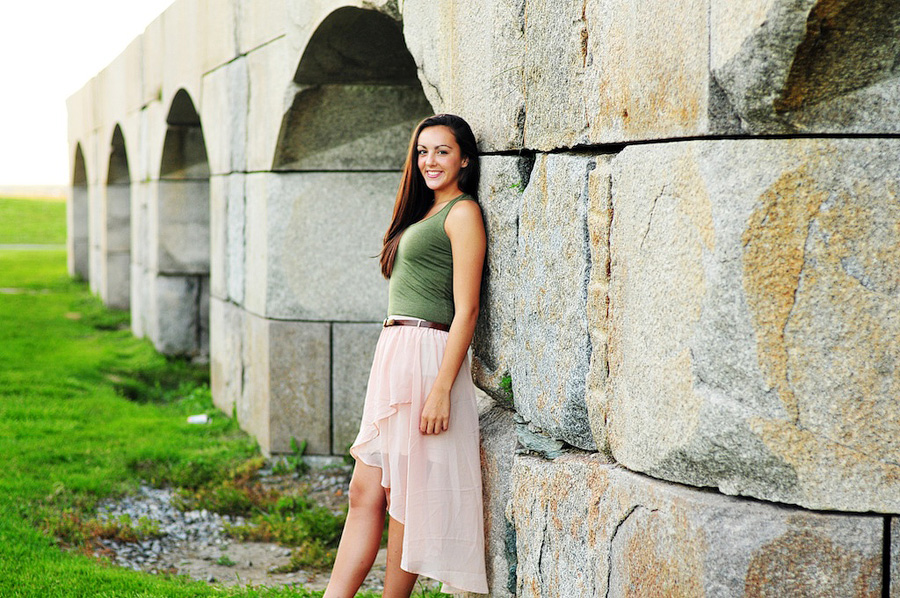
[
  {"x1": 499, "y1": 373, "x2": 514, "y2": 406},
  {"x1": 508, "y1": 181, "x2": 525, "y2": 193},
  {"x1": 216, "y1": 554, "x2": 236, "y2": 567},
  {"x1": 271, "y1": 438, "x2": 310, "y2": 476}
]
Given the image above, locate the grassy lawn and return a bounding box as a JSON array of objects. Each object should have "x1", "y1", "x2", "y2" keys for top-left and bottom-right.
[
  {"x1": 0, "y1": 197, "x2": 368, "y2": 597},
  {"x1": 0, "y1": 197, "x2": 447, "y2": 598},
  {"x1": 0, "y1": 195, "x2": 66, "y2": 244}
]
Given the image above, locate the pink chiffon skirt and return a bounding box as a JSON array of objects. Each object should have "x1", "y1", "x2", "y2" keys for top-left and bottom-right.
[{"x1": 350, "y1": 323, "x2": 488, "y2": 595}]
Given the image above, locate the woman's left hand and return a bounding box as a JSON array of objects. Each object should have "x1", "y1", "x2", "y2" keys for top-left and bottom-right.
[{"x1": 420, "y1": 389, "x2": 451, "y2": 435}]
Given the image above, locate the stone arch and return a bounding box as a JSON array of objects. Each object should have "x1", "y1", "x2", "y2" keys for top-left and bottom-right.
[
  {"x1": 273, "y1": 6, "x2": 432, "y2": 171},
  {"x1": 103, "y1": 125, "x2": 131, "y2": 309},
  {"x1": 261, "y1": 7, "x2": 432, "y2": 456},
  {"x1": 153, "y1": 88, "x2": 210, "y2": 357},
  {"x1": 68, "y1": 144, "x2": 89, "y2": 280}
]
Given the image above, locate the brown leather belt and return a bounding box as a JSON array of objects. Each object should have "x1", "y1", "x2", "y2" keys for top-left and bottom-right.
[{"x1": 383, "y1": 318, "x2": 450, "y2": 332}]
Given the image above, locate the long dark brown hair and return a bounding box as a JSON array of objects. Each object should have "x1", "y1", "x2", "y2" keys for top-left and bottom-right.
[{"x1": 379, "y1": 114, "x2": 480, "y2": 278}]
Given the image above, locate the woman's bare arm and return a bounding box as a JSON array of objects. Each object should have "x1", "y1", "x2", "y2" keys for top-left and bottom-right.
[{"x1": 419, "y1": 199, "x2": 486, "y2": 435}]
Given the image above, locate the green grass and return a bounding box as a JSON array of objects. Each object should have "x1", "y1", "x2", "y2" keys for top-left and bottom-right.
[
  {"x1": 0, "y1": 197, "x2": 446, "y2": 597},
  {"x1": 0, "y1": 196, "x2": 66, "y2": 244}
]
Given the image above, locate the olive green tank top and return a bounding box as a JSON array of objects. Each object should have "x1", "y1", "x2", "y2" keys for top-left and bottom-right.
[{"x1": 387, "y1": 194, "x2": 474, "y2": 326}]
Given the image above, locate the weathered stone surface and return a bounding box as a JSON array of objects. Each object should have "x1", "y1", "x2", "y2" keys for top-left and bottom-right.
[
  {"x1": 225, "y1": 174, "x2": 246, "y2": 305},
  {"x1": 712, "y1": 0, "x2": 900, "y2": 134},
  {"x1": 272, "y1": 85, "x2": 430, "y2": 171},
  {"x1": 402, "y1": 0, "x2": 526, "y2": 151},
  {"x1": 608, "y1": 139, "x2": 900, "y2": 512},
  {"x1": 585, "y1": 160, "x2": 613, "y2": 455},
  {"x1": 245, "y1": 36, "x2": 292, "y2": 173},
  {"x1": 210, "y1": 297, "x2": 244, "y2": 415},
  {"x1": 210, "y1": 174, "x2": 245, "y2": 303},
  {"x1": 101, "y1": 252, "x2": 131, "y2": 311},
  {"x1": 331, "y1": 323, "x2": 383, "y2": 455},
  {"x1": 67, "y1": 180, "x2": 90, "y2": 280},
  {"x1": 469, "y1": 401, "x2": 517, "y2": 598},
  {"x1": 241, "y1": 310, "x2": 272, "y2": 452},
  {"x1": 523, "y1": 0, "x2": 718, "y2": 148},
  {"x1": 210, "y1": 176, "x2": 228, "y2": 300},
  {"x1": 155, "y1": 179, "x2": 210, "y2": 275},
  {"x1": 893, "y1": 517, "x2": 899, "y2": 598},
  {"x1": 471, "y1": 156, "x2": 531, "y2": 399},
  {"x1": 513, "y1": 153, "x2": 597, "y2": 451},
  {"x1": 200, "y1": 57, "x2": 249, "y2": 176},
  {"x1": 247, "y1": 172, "x2": 392, "y2": 321},
  {"x1": 148, "y1": 273, "x2": 205, "y2": 356},
  {"x1": 507, "y1": 453, "x2": 884, "y2": 598},
  {"x1": 240, "y1": 315, "x2": 331, "y2": 455},
  {"x1": 268, "y1": 320, "x2": 331, "y2": 455}
]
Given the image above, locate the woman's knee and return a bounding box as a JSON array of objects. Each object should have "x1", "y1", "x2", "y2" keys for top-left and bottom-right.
[{"x1": 348, "y1": 463, "x2": 387, "y2": 511}]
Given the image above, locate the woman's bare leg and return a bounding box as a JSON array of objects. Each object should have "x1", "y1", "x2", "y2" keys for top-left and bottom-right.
[
  {"x1": 383, "y1": 515, "x2": 419, "y2": 598},
  {"x1": 323, "y1": 460, "x2": 387, "y2": 598}
]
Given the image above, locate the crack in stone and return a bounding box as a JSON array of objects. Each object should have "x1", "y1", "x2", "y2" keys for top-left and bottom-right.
[
  {"x1": 640, "y1": 184, "x2": 667, "y2": 252},
  {"x1": 605, "y1": 504, "x2": 654, "y2": 597}
]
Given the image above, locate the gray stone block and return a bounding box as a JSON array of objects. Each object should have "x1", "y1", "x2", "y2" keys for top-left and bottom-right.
[
  {"x1": 225, "y1": 173, "x2": 246, "y2": 305},
  {"x1": 105, "y1": 183, "x2": 131, "y2": 252},
  {"x1": 331, "y1": 323, "x2": 383, "y2": 455},
  {"x1": 268, "y1": 320, "x2": 331, "y2": 455},
  {"x1": 608, "y1": 138, "x2": 900, "y2": 512},
  {"x1": 254, "y1": 172, "x2": 392, "y2": 321},
  {"x1": 711, "y1": 0, "x2": 900, "y2": 135},
  {"x1": 210, "y1": 297, "x2": 243, "y2": 416},
  {"x1": 472, "y1": 156, "x2": 531, "y2": 400},
  {"x1": 585, "y1": 160, "x2": 613, "y2": 455},
  {"x1": 402, "y1": 0, "x2": 526, "y2": 151},
  {"x1": 102, "y1": 251, "x2": 131, "y2": 311},
  {"x1": 200, "y1": 57, "x2": 248, "y2": 176},
  {"x1": 210, "y1": 173, "x2": 245, "y2": 304},
  {"x1": 473, "y1": 403, "x2": 517, "y2": 598},
  {"x1": 507, "y1": 453, "x2": 884, "y2": 598},
  {"x1": 893, "y1": 518, "x2": 899, "y2": 598},
  {"x1": 156, "y1": 179, "x2": 210, "y2": 275},
  {"x1": 149, "y1": 273, "x2": 204, "y2": 356},
  {"x1": 241, "y1": 310, "x2": 271, "y2": 454},
  {"x1": 273, "y1": 84, "x2": 431, "y2": 171},
  {"x1": 513, "y1": 153, "x2": 597, "y2": 451}
]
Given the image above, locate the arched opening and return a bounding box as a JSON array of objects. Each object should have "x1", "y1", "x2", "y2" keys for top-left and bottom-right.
[
  {"x1": 104, "y1": 125, "x2": 131, "y2": 310},
  {"x1": 68, "y1": 144, "x2": 89, "y2": 280},
  {"x1": 265, "y1": 7, "x2": 432, "y2": 455},
  {"x1": 153, "y1": 89, "x2": 210, "y2": 358},
  {"x1": 273, "y1": 7, "x2": 430, "y2": 171}
]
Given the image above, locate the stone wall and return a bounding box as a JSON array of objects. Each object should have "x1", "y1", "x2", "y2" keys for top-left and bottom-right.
[{"x1": 68, "y1": 0, "x2": 900, "y2": 595}]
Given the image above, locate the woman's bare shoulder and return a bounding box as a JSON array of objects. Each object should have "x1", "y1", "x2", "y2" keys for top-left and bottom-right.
[{"x1": 445, "y1": 197, "x2": 484, "y2": 229}]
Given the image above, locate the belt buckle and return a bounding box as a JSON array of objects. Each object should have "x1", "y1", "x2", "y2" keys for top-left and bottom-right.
[{"x1": 383, "y1": 318, "x2": 395, "y2": 327}]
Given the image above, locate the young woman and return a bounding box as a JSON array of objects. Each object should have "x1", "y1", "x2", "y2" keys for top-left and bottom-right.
[{"x1": 323, "y1": 114, "x2": 488, "y2": 597}]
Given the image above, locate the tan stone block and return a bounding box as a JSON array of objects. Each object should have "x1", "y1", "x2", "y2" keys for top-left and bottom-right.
[
  {"x1": 608, "y1": 138, "x2": 900, "y2": 512},
  {"x1": 507, "y1": 454, "x2": 883, "y2": 598}
]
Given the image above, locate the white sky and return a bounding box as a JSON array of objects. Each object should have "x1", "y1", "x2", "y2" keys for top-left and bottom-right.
[{"x1": 0, "y1": 1, "x2": 175, "y2": 186}]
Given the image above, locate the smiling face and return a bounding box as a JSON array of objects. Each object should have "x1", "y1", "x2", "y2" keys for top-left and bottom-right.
[{"x1": 416, "y1": 125, "x2": 469, "y2": 202}]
